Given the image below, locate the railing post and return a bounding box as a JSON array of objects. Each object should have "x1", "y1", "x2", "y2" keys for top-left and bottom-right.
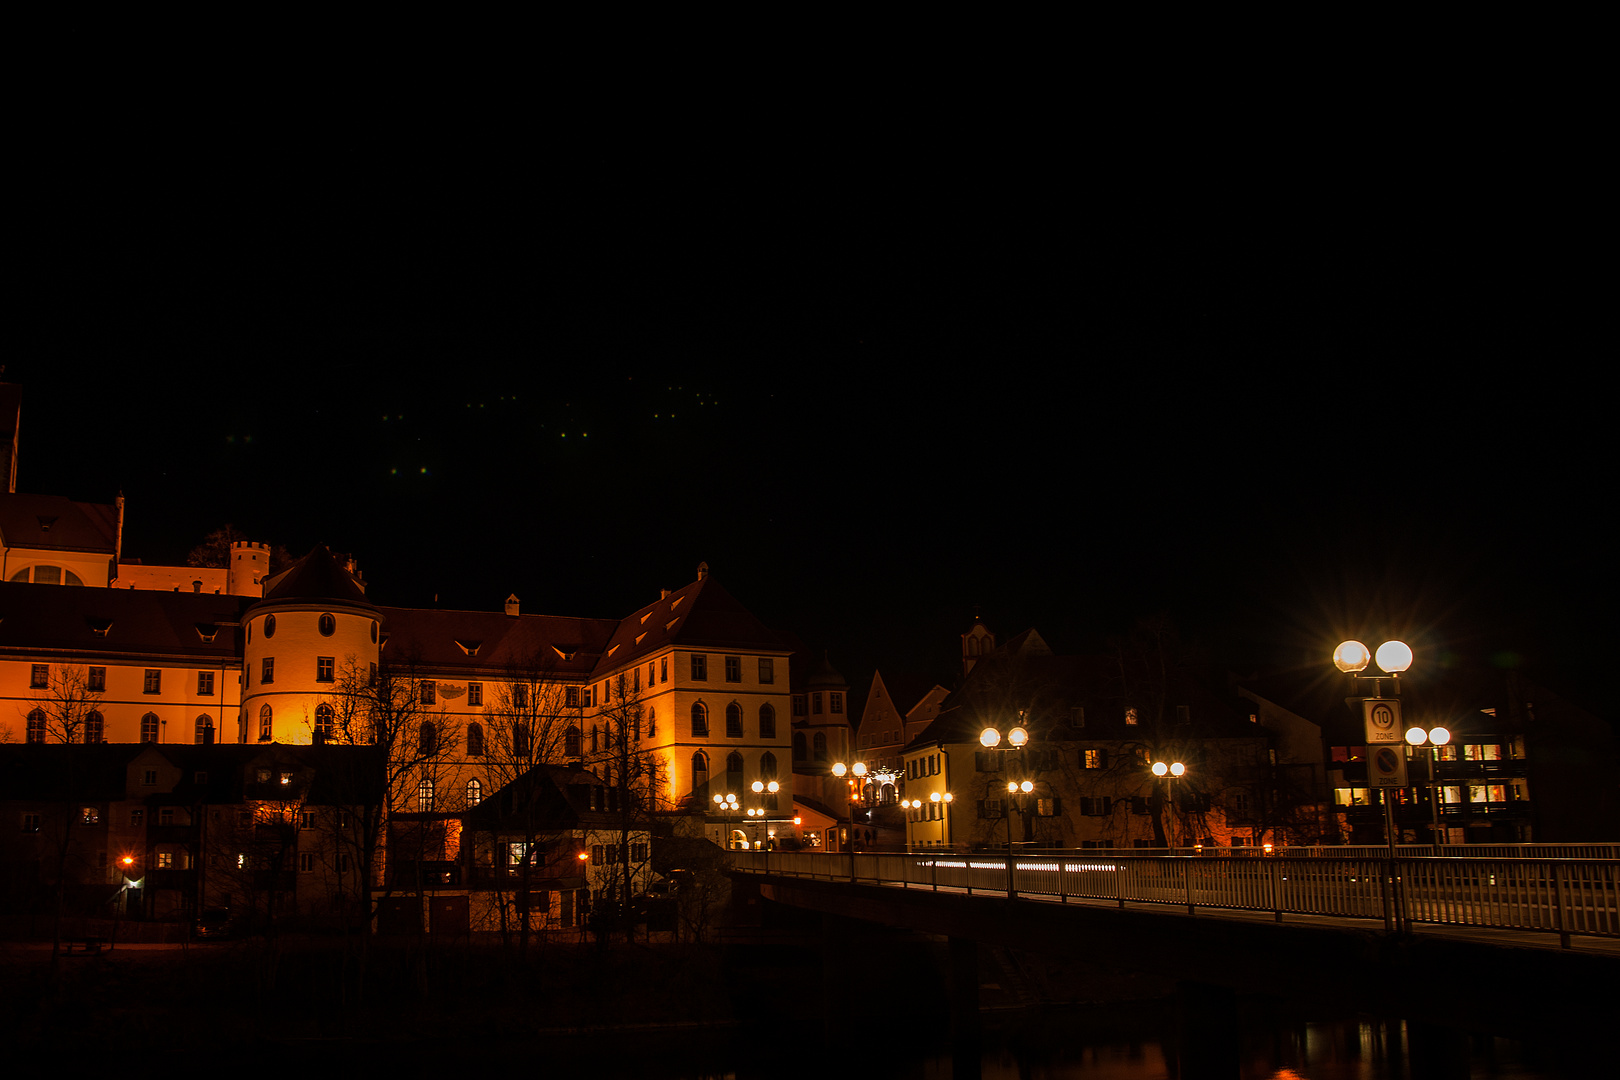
[
  {"x1": 1184, "y1": 859, "x2": 1195, "y2": 915},
  {"x1": 1380, "y1": 859, "x2": 1393, "y2": 932},
  {"x1": 1269, "y1": 858, "x2": 1283, "y2": 923},
  {"x1": 1553, "y1": 861, "x2": 1571, "y2": 950}
]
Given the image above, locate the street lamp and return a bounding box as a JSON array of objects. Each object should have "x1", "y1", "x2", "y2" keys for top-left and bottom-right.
[
  {"x1": 902, "y1": 792, "x2": 954, "y2": 847},
  {"x1": 981, "y1": 720, "x2": 1032, "y2": 895},
  {"x1": 830, "y1": 760, "x2": 866, "y2": 854},
  {"x1": 1405, "y1": 724, "x2": 1451, "y2": 852},
  {"x1": 1334, "y1": 638, "x2": 1415, "y2": 858},
  {"x1": 1150, "y1": 760, "x2": 1187, "y2": 849},
  {"x1": 712, "y1": 791, "x2": 745, "y2": 849},
  {"x1": 749, "y1": 780, "x2": 781, "y2": 850}
]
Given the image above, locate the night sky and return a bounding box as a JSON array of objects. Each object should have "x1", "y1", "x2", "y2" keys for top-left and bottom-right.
[{"x1": 13, "y1": 117, "x2": 1609, "y2": 721}]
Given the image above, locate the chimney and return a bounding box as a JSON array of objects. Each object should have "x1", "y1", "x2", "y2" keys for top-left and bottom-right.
[
  {"x1": 697, "y1": 561, "x2": 709, "y2": 581},
  {"x1": 505, "y1": 594, "x2": 520, "y2": 617},
  {"x1": 660, "y1": 588, "x2": 671, "y2": 600}
]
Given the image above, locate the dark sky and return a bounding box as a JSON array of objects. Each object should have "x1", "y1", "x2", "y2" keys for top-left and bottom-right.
[{"x1": 13, "y1": 116, "x2": 1609, "y2": 719}]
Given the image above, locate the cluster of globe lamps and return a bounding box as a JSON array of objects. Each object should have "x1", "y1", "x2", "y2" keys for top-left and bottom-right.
[{"x1": 1332, "y1": 638, "x2": 1450, "y2": 747}]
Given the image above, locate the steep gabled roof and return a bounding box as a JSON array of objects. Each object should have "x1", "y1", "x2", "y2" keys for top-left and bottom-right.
[
  {"x1": 590, "y1": 575, "x2": 788, "y2": 676},
  {"x1": 0, "y1": 580, "x2": 247, "y2": 659},
  {"x1": 377, "y1": 607, "x2": 618, "y2": 677},
  {"x1": 0, "y1": 493, "x2": 118, "y2": 553}
]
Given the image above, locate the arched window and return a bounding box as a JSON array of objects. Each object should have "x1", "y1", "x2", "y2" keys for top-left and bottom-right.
[
  {"x1": 566, "y1": 726, "x2": 582, "y2": 756},
  {"x1": 760, "y1": 751, "x2": 778, "y2": 782},
  {"x1": 8, "y1": 565, "x2": 84, "y2": 586},
  {"x1": 258, "y1": 704, "x2": 273, "y2": 742},
  {"x1": 313, "y1": 705, "x2": 333, "y2": 743},
  {"x1": 793, "y1": 732, "x2": 806, "y2": 761},
  {"x1": 195, "y1": 714, "x2": 214, "y2": 744},
  {"x1": 513, "y1": 723, "x2": 531, "y2": 758},
  {"x1": 466, "y1": 722, "x2": 484, "y2": 757},
  {"x1": 759, "y1": 703, "x2": 776, "y2": 739},
  {"x1": 726, "y1": 751, "x2": 745, "y2": 793},
  {"x1": 691, "y1": 702, "x2": 709, "y2": 738},
  {"x1": 691, "y1": 751, "x2": 709, "y2": 792},
  {"x1": 26, "y1": 709, "x2": 46, "y2": 743},
  {"x1": 813, "y1": 731, "x2": 827, "y2": 760},
  {"x1": 417, "y1": 778, "x2": 435, "y2": 811},
  {"x1": 419, "y1": 721, "x2": 437, "y2": 756},
  {"x1": 141, "y1": 713, "x2": 159, "y2": 743},
  {"x1": 84, "y1": 710, "x2": 104, "y2": 744},
  {"x1": 726, "y1": 703, "x2": 743, "y2": 738},
  {"x1": 466, "y1": 779, "x2": 482, "y2": 807}
]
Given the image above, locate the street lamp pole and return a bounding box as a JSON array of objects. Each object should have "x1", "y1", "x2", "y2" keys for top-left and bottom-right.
[
  {"x1": 830, "y1": 760, "x2": 865, "y2": 881},
  {"x1": 1334, "y1": 639, "x2": 1414, "y2": 860},
  {"x1": 1404, "y1": 724, "x2": 1451, "y2": 853},
  {"x1": 981, "y1": 720, "x2": 1030, "y2": 897},
  {"x1": 1151, "y1": 760, "x2": 1187, "y2": 849}
]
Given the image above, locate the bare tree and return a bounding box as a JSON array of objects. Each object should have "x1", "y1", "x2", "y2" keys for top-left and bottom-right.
[
  {"x1": 185, "y1": 524, "x2": 292, "y2": 572},
  {"x1": 476, "y1": 654, "x2": 577, "y2": 954},
  {"x1": 587, "y1": 671, "x2": 664, "y2": 942}
]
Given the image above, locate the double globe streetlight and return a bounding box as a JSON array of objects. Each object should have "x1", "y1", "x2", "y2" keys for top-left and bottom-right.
[
  {"x1": 1150, "y1": 760, "x2": 1186, "y2": 849},
  {"x1": 1334, "y1": 638, "x2": 1430, "y2": 855},
  {"x1": 901, "y1": 790, "x2": 953, "y2": 847}
]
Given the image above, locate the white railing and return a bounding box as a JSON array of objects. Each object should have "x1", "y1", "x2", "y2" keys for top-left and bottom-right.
[{"x1": 730, "y1": 850, "x2": 1620, "y2": 943}]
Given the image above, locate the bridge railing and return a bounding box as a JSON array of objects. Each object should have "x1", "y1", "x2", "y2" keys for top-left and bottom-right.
[{"x1": 731, "y1": 850, "x2": 1620, "y2": 942}]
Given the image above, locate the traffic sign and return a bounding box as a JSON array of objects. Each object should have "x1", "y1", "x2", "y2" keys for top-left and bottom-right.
[
  {"x1": 1368, "y1": 744, "x2": 1409, "y2": 788},
  {"x1": 1362, "y1": 698, "x2": 1403, "y2": 745}
]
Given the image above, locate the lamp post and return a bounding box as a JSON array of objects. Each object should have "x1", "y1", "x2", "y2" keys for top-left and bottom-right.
[
  {"x1": 981, "y1": 720, "x2": 1030, "y2": 897},
  {"x1": 712, "y1": 791, "x2": 743, "y2": 849},
  {"x1": 902, "y1": 791, "x2": 954, "y2": 848},
  {"x1": 830, "y1": 760, "x2": 865, "y2": 879},
  {"x1": 1334, "y1": 638, "x2": 1414, "y2": 859},
  {"x1": 1150, "y1": 760, "x2": 1187, "y2": 849},
  {"x1": 1404, "y1": 724, "x2": 1451, "y2": 853},
  {"x1": 749, "y1": 779, "x2": 781, "y2": 853}
]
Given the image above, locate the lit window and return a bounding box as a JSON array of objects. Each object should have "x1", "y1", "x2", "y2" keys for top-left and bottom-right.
[
  {"x1": 82, "y1": 806, "x2": 100, "y2": 825},
  {"x1": 198, "y1": 671, "x2": 214, "y2": 696},
  {"x1": 1125, "y1": 708, "x2": 1138, "y2": 725},
  {"x1": 417, "y1": 778, "x2": 435, "y2": 811},
  {"x1": 317, "y1": 657, "x2": 334, "y2": 682},
  {"x1": 157, "y1": 852, "x2": 174, "y2": 869},
  {"x1": 1084, "y1": 749, "x2": 1104, "y2": 769},
  {"x1": 724, "y1": 656, "x2": 741, "y2": 682},
  {"x1": 466, "y1": 779, "x2": 482, "y2": 807},
  {"x1": 31, "y1": 664, "x2": 48, "y2": 689}
]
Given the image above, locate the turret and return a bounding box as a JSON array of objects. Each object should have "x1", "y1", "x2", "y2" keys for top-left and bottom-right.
[{"x1": 229, "y1": 540, "x2": 270, "y2": 598}]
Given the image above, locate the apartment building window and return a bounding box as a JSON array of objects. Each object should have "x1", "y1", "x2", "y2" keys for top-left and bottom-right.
[
  {"x1": 260, "y1": 658, "x2": 274, "y2": 684},
  {"x1": 156, "y1": 852, "x2": 174, "y2": 869},
  {"x1": 145, "y1": 669, "x2": 162, "y2": 693},
  {"x1": 1036, "y1": 797, "x2": 1060, "y2": 817},
  {"x1": 197, "y1": 671, "x2": 214, "y2": 696},
  {"x1": 81, "y1": 807, "x2": 100, "y2": 825},
  {"x1": 468, "y1": 682, "x2": 482, "y2": 707},
  {"x1": 691, "y1": 703, "x2": 709, "y2": 738},
  {"x1": 691, "y1": 654, "x2": 707, "y2": 681},
  {"x1": 300, "y1": 810, "x2": 317, "y2": 829},
  {"x1": 31, "y1": 664, "x2": 49, "y2": 689},
  {"x1": 758, "y1": 658, "x2": 774, "y2": 684},
  {"x1": 88, "y1": 667, "x2": 106, "y2": 692},
  {"x1": 299, "y1": 853, "x2": 315, "y2": 872},
  {"x1": 26, "y1": 710, "x2": 46, "y2": 743},
  {"x1": 141, "y1": 714, "x2": 159, "y2": 743},
  {"x1": 1084, "y1": 749, "x2": 1106, "y2": 769},
  {"x1": 420, "y1": 681, "x2": 436, "y2": 705},
  {"x1": 759, "y1": 703, "x2": 777, "y2": 739},
  {"x1": 724, "y1": 656, "x2": 741, "y2": 682},
  {"x1": 317, "y1": 657, "x2": 335, "y2": 682},
  {"x1": 258, "y1": 704, "x2": 273, "y2": 742},
  {"x1": 978, "y1": 798, "x2": 1004, "y2": 819},
  {"x1": 726, "y1": 703, "x2": 743, "y2": 738}
]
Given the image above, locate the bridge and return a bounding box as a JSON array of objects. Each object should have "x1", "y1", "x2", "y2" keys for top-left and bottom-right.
[{"x1": 727, "y1": 847, "x2": 1619, "y2": 1074}]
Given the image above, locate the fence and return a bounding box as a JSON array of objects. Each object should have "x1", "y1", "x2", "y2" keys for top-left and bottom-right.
[{"x1": 731, "y1": 849, "x2": 1620, "y2": 945}]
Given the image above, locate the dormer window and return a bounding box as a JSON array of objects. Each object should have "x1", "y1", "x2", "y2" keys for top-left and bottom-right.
[
  {"x1": 88, "y1": 618, "x2": 113, "y2": 637},
  {"x1": 195, "y1": 623, "x2": 219, "y2": 643},
  {"x1": 455, "y1": 640, "x2": 482, "y2": 656}
]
